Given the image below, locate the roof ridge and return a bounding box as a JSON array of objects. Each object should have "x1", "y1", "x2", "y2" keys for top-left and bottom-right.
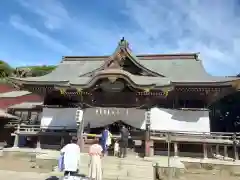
[{"x1": 63, "y1": 53, "x2": 199, "y2": 61}]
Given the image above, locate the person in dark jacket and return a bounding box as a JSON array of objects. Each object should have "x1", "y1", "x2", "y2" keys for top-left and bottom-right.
[{"x1": 119, "y1": 125, "x2": 129, "y2": 158}]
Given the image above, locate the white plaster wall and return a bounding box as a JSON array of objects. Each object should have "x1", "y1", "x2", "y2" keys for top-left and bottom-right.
[{"x1": 150, "y1": 107, "x2": 210, "y2": 133}]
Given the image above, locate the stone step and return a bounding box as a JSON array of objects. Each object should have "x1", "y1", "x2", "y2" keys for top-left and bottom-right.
[
  {"x1": 103, "y1": 174, "x2": 153, "y2": 180},
  {"x1": 79, "y1": 163, "x2": 154, "y2": 171},
  {"x1": 78, "y1": 165, "x2": 153, "y2": 178},
  {"x1": 79, "y1": 164, "x2": 153, "y2": 171},
  {"x1": 80, "y1": 165, "x2": 121, "y2": 170},
  {"x1": 80, "y1": 157, "x2": 153, "y2": 166}
]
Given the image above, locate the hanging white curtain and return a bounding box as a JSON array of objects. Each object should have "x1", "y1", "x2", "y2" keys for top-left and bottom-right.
[
  {"x1": 149, "y1": 107, "x2": 210, "y2": 133},
  {"x1": 40, "y1": 107, "x2": 210, "y2": 133},
  {"x1": 40, "y1": 108, "x2": 80, "y2": 129},
  {"x1": 83, "y1": 108, "x2": 146, "y2": 129}
]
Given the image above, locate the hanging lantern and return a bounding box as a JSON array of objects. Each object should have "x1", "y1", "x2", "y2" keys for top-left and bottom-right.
[
  {"x1": 145, "y1": 110, "x2": 151, "y2": 125},
  {"x1": 75, "y1": 109, "x2": 83, "y2": 125}
]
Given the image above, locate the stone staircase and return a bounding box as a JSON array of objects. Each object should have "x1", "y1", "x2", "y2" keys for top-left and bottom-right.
[
  {"x1": 79, "y1": 155, "x2": 154, "y2": 180},
  {"x1": 35, "y1": 150, "x2": 184, "y2": 180}
]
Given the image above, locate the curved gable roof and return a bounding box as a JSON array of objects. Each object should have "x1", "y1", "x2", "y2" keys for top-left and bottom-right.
[{"x1": 9, "y1": 39, "x2": 240, "y2": 87}]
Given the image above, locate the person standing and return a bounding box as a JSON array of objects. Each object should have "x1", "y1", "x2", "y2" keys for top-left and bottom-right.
[
  {"x1": 88, "y1": 138, "x2": 103, "y2": 180},
  {"x1": 60, "y1": 136, "x2": 81, "y2": 176},
  {"x1": 100, "y1": 127, "x2": 112, "y2": 156},
  {"x1": 119, "y1": 125, "x2": 129, "y2": 158}
]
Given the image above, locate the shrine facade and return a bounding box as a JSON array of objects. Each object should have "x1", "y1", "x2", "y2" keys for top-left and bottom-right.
[{"x1": 8, "y1": 38, "x2": 240, "y2": 156}]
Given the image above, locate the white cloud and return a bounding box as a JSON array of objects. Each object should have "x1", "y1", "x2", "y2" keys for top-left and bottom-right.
[
  {"x1": 15, "y1": 0, "x2": 240, "y2": 75},
  {"x1": 9, "y1": 15, "x2": 72, "y2": 54},
  {"x1": 123, "y1": 0, "x2": 240, "y2": 75},
  {"x1": 16, "y1": 0, "x2": 69, "y2": 30}
]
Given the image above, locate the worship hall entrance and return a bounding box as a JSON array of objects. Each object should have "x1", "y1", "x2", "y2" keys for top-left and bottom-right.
[
  {"x1": 88, "y1": 120, "x2": 135, "y2": 135},
  {"x1": 82, "y1": 108, "x2": 146, "y2": 155},
  {"x1": 82, "y1": 107, "x2": 146, "y2": 134}
]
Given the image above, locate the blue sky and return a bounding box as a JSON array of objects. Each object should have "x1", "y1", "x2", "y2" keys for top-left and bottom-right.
[{"x1": 0, "y1": 0, "x2": 239, "y2": 76}]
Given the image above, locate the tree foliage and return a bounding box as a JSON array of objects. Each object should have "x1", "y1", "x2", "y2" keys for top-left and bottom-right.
[
  {"x1": 0, "y1": 60, "x2": 56, "y2": 78},
  {"x1": 30, "y1": 65, "x2": 56, "y2": 77},
  {"x1": 0, "y1": 60, "x2": 13, "y2": 78}
]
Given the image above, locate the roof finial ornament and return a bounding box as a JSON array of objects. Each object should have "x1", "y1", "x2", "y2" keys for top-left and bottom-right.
[{"x1": 119, "y1": 37, "x2": 129, "y2": 49}]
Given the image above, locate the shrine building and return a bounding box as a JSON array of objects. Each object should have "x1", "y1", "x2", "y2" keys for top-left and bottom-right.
[{"x1": 8, "y1": 38, "x2": 240, "y2": 156}]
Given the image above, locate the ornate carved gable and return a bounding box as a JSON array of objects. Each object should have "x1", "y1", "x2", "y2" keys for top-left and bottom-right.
[
  {"x1": 104, "y1": 38, "x2": 128, "y2": 69},
  {"x1": 102, "y1": 38, "x2": 153, "y2": 77}
]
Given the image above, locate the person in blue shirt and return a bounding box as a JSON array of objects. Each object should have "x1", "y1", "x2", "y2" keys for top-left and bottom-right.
[{"x1": 100, "y1": 127, "x2": 111, "y2": 156}]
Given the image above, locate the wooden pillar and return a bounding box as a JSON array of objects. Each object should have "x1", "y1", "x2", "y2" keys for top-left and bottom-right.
[
  {"x1": 13, "y1": 135, "x2": 19, "y2": 148},
  {"x1": 234, "y1": 145, "x2": 238, "y2": 160},
  {"x1": 60, "y1": 136, "x2": 65, "y2": 148},
  {"x1": 13, "y1": 124, "x2": 20, "y2": 148},
  {"x1": 233, "y1": 134, "x2": 238, "y2": 160},
  {"x1": 203, "y1": 143, "x2": 208, "y2": 159},
  {"x1": 76, "y1": 108, "x2": 84, "y2": 152},
  {"x1": 216, "y1": 144, "x2": 220, "y2": 155},
  {"x1": 36, "y1": 136, "x2": 41, "y2": 149},
  {"x1": 224, "y1": 145, "x2": 228, "y2": 158},
  {"x1": 145, "y1": 128, "x2": 150, "y2": 157},
  {"x1": 174, "y1": 142, "x2": 178, "y2": 157},
  {"x1": 145, "y1": 110, "x2": 151, "y2": 157},
  {"x1": 149, "y1": 140, "x2": 154, "y2": 157}
]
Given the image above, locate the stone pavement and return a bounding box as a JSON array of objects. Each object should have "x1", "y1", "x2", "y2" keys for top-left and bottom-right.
[
  {"x1": 0, "y1": 170, "x2": 51, "y2": 180},
  {"x1": 3, "y1": 148, "x2": 240, "y2": 180}
]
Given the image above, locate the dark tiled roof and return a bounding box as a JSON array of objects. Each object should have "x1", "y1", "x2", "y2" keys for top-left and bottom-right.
[
  {"x1": 0, "y1": 109, "x2": 19, "y2": 119},
  {"x1": 0, "y1": 83, "x2": 42, "y2": 109},
  {"x1": 10, "y1": 54, "x2": 238, "y2": 87},
  {"x1": 0, "y1": 90, "x2": 31, "y2": 98},
  {"x1": 9, "y1": 40, "x2": 239, "y2": 87},
  {"x1": 8, "y1": 102, "x2": 43, "y2": 109}
]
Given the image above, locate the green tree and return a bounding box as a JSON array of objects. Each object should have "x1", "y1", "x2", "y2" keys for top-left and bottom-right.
[
  {"x1": 0, "y1": 60, "x2": 13, "y2": 78},
  {"x1": 30, "y1": 65, "x2": 56, "y2": 77}
]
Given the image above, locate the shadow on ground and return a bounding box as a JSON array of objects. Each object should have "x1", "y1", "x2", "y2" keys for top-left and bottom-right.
[
  {"x1": 45, "y1": 176, "x2": 59, "y2": 180},
  {"x1": 45, "y1": 174, "x2": 87, "y2": 180}
]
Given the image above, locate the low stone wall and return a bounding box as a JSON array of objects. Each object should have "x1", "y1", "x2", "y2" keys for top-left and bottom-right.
[
  {"x1": 155, "y1": 166, "x2": 184, "y2": 179},
  {"x1": 183, "y1": 161, "x2": 240, "y2": 176}
]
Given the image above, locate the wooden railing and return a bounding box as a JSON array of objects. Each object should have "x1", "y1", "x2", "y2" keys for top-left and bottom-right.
[
  {"x1": 14, "y1": 124, "x2": 74, "y2": 133},
  {"x1": 151, "y1": 130, "x2": 240, "y2": 144},
  {"x1": 12, "y1": 124, "x2": 240, "y2": 144}
]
